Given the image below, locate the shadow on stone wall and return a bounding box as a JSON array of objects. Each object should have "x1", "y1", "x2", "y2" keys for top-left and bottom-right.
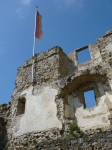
[{"x1": 0, "y1": 112, "x2": 8, "y2": 150}]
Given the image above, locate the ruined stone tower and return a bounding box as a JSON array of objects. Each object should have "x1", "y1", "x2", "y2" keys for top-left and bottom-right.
[{"x1": 1, "y1": 29, "x2": 112, "y2": 149}]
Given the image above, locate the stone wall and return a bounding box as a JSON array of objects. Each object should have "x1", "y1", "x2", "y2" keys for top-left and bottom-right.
[
  {"x1": 0, "y1": 104, "x2": 10, "y2": 150},
  {"x1": 15, "y1": 46, "x2": 68, "y2": 94},
  {"x1": 1, "y1": 29, "x2": 112, "y2": 149},
  {"x1": 12, "y1": 86, "x2": 62, "y2": 137},
  {"x1": 35, "y1": 128, "x2": 112, "y2": 150},
  {"x1": 3, "y1": 126, "x2": 112, "y2": 150}
]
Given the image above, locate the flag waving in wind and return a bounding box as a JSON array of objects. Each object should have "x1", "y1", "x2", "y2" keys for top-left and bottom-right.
[
  {"x1": 32, "y1": 7, "x2": 43, "y2": 82},
  {"x1": 35, "y1": 11, "x2": 43, "y2": 41}
]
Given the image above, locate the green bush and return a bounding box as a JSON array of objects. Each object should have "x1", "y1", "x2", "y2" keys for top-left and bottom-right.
[{"x1": 69, "y1": 121, "x2": 84, "y2": 136}]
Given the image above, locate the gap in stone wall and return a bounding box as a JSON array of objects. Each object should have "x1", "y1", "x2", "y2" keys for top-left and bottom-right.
[
  {"x1": 77, "y1": 48, "x2": 91, "y2": 64},
  {"x1": 84, "y1": 90, "x2": 96, "y2": 108},
  {"x1": 16, "y1": 97, "x2": 26, "y2": 116}
]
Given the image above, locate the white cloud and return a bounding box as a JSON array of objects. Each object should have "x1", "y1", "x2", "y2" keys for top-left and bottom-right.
[
  {"x1": 16, "y1": 7, "x2": 25, "y2": 19},
  {"x1": 21, "y1": 0, "x2": 31, "y2": 5},
  {"x1": 16, "y1": 0, "x2": 31, "y2": 19},
  {"x1": 55, "y1": 0, "x2": 84, "y2": 8}
]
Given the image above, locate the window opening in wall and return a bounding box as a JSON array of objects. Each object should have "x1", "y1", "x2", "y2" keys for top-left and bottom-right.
[
  {"x1": 77, "y1": 48, "x2": 91, "y2": 64},
  {"x1": 16, "y1": 97, "x2": 26, "y2": 116},
  {"x1": 84, "y1": 90, "x2": 96, "y2": 108}
]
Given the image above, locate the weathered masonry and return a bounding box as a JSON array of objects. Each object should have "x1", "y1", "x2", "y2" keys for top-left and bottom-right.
[{"x1": 1, "y1": 29, "x2": 112, "y2": 149}]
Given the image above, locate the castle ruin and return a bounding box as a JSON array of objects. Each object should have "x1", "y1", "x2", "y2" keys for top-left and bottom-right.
[{"x1": 1, "y1": 29, "x2": 112, "y2": 149}]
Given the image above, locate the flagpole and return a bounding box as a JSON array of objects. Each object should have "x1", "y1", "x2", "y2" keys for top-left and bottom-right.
[{"x1": 32, "y1": 6, "x2": 38, "y2": 82}]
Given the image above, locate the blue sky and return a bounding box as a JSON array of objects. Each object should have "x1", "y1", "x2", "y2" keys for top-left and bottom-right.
[{"x1": 0, "y1": 0, "x2": 112, "y2": 105}]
